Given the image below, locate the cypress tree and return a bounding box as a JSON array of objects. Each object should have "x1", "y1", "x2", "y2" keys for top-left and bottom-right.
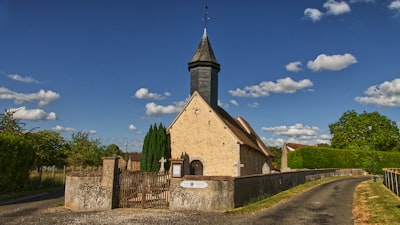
[{"x1": 140, "y1": 123, "x2": 171, "y2": 172}]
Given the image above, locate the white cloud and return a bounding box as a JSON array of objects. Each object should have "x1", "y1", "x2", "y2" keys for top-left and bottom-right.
[
  {"x1": 228, "y1": 77, "x2": 313, "y2": 98},
  {"x1": 8, "y1": 106, "x2": 56, "y2": 120},
  {"x1": 261, "y1": 137, "x2": 286, "y2": 148},
  {"x1": 304, "y1": 8, "x2": 323, "y2": 22},
  {"x1": 355, "y1": 78, "x2": 400, "y2": 107},
  {"x1": 260, "y1": 124, "x2": 331, "y2": 146},
  {"x1": 134, "y1": 88, "x2": 166, "y2": 100},
  {"x1": 230, "y1": 100, "x2": 239, "y2": 106},
  {"x1": 8, "y1": 74, "x2": 39, "y2": 83},
  {"x1": 307, "y1": 53, "x2": 357, "y2": 72},
  {"x1": 145, "y1": 100, "x2": 185, "y2": 117},
  {"x1": 389, "y1": 0, "x2": 400, "y2": 14},
  {"x1": 262, "y1": 123, "x2": 320, "y2": 138},
  {"x1": 285, "y1": 61, "x2": 302, "y2": 72},
  {"x1": 52, "y1": 125, "x2": 77, "y2": 133},
  {"x1": 323, "y1": 0, "x2": 351, "y2": 15},
  {"x1": 349, "y1": 0, "x2": 375, "y2": 3},
  {"x1": 248, "y1": 102, "x2": 260, "y2": 108},
  {"x1": 87, "y1": 130, "x2": 97, "y2": 135},
  {"x1": 128, "y1": 124, "x2": 137, "y2": 131},
  {"x1": 0, "y1": 87, "x2": 60, "y2": 106}
]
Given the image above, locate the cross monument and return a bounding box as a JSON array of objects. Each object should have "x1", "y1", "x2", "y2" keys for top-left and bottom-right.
[
  {"x1": 159, "y1": 157, "x2": 167, "y2": 173},
  {"x1": 235, "y1": 160, "x2": 244, "y2": 176}
]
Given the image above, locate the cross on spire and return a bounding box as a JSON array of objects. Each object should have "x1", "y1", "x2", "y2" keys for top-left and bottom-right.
[{"x1": 202, "y1": 5, "x2": 210, "y2": 29}]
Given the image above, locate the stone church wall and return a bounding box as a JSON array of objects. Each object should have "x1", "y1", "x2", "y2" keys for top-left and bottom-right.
[{"x1": 169, "y1": 94, "x2": 240, "y2": 176}]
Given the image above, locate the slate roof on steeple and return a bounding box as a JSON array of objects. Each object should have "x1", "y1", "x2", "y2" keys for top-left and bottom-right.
[{"x1": 188, "y1": 28, "x2": 220, "y2": 71}]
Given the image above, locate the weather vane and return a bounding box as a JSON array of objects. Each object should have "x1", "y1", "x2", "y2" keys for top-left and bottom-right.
[{"x1": 202, "y1": 5, "x2": 210, "y2": 29}]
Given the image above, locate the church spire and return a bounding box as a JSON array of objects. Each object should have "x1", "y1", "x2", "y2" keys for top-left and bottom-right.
[
  {"x1": 188, "y1": 5, "x2": 220, "y2": 71},
  {"x1": 188, "y1": 6, "x2": 220, "y2": 109}
]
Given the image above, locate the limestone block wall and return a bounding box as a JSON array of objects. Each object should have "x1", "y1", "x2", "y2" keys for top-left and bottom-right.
[
  {"x1": 65, "y1": 173, "x2": 111, "y2": 211},
  {"x1": 169, "y1": 95, "x2": 240, "y2": 176},
  {"x1": 169, "y1": 176, "x2": 235, "y2": 211},
  {"x1": 64, "y1": 157, "x2": 119, "y2": 211},
  {"x1": 169, "y1": 169, "x2": 366, "y2": 211}
]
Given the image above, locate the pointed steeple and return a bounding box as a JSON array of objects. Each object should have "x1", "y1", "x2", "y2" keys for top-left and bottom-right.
[
  {"x1": 188, "y1": 26, "x2": 220, "y2": 109},
  {"x1": 188, "y1": 28, "x2": 220, "y2": 71}
]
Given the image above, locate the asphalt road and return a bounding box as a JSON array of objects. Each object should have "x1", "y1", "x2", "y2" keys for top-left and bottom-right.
[
  {"x1": 0, "y1": 190, "x2": 64, "y2": 225},
  {"x1": 0, "y1": 177, "x2": 369, "y2": 225},
  {"x1": 248, "y1": 177, "x2": 369, "y2": 225}
]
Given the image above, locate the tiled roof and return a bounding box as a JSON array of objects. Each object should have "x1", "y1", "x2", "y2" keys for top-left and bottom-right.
[
  {"x1": 127, "y1": 152, "x2": 142, "y2": 161},
  {"x1": 285, "y1": 143, "x2": 308, "y2": 150},
  {"x1": 216, "y1": 106, "x2": 274, "y2": 158}
]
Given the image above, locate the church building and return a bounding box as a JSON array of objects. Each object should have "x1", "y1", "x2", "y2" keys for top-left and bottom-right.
[{"x1": 167, "y1": 27, "x2": 274, "y2": 177}]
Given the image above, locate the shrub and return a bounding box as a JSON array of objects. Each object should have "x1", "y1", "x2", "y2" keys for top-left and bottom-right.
[
  {"x1": 0, "y1": 133, "x2": 34, "y2": 192},
  {"x1": 288, "y1": 146, "x2": 400, "y2": 174}
]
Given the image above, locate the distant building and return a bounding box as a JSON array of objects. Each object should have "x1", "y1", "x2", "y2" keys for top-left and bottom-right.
[
  {"x1": 281, "y1": 142, "x2": 309, "y2": 172},
  {"x1": 167, "y1": 28, "x2": 274, "y2": 177},
  {"x1": 119, "y1": 152, "x2": 141, "y2": 171}
]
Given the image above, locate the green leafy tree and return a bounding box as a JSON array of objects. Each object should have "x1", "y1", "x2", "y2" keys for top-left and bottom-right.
[
  {"x1": 104, "y1": 144, "x2": 123, "y2": 157},
  {"x1": 26, "y1": 130, "x2": 66, "y2": 180},
  {"x1": 64, "y1": 131, "x2": 105, "y2": 166},
  {"x1": 0, "y1": 110, "x2": 25, "y2": 134},
  {"x1": 329, "y1": 110, "x2": 400, "y2": 151},
  {"x1": 268, "y1": 146, "x2": 282, "y2": 169},
  {"x1": 140, "y1": 123, "x2": 171, "y2": 172}
]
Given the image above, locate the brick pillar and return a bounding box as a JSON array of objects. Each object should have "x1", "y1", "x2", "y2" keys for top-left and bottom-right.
[{"x1": 102, "y1": 157, "x2": 119, "y2": 209}]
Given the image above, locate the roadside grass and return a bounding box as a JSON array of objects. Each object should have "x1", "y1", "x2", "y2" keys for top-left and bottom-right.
[
  {"x1": 225, "y1": 176, "x2": 347, "y2": 214},
  {"x1": 353, "y1": 179, "x2": 400, "y2": 225}
]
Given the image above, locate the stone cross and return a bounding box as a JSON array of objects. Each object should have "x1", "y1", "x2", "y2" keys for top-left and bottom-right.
[
  {"x1": 159, "y1": 157, "x2": 167, "y2": 173},
  {"x1": 235, "y1": 160, "x2": 244, "y2": 176}
]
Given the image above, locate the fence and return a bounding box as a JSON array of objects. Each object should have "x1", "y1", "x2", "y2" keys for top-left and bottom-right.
[
  {"x1": 118, "y1": 170, "x2": 170, "y2": 209},
  {"x1": 383, "y1": 168, "x2": 400, "y2": 197}
]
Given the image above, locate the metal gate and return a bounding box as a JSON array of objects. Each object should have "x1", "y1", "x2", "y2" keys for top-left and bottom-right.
[{"x1": 118, "y1": 170, "x2": 170, "y2": 209}]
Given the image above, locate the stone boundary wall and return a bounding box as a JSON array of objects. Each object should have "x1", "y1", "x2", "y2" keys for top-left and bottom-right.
[
  {"x1": 170, "y1": 168, "x2": 366, "y2": 211},
  {"x1": 169, "y1": 175, "x2": 234, "y2": 212},
  {"x1": 64, "y1": 157, "x2": 119, "y2": 211}
]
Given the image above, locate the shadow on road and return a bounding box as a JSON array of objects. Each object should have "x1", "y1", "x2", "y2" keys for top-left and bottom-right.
[{"x1": 0, "y1": 190, "x2": 64, "y2": 206}]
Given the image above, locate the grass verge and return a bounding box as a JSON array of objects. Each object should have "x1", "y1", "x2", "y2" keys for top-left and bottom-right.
[
  {"x1": 353, "y1": 179, "x2": 400, "y2": 225},
  {"x1": 225, "y1": 176, "x2": 347, "y2": 214}
]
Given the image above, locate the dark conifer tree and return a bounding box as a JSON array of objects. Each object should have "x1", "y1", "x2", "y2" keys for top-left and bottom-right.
[{"x1": 140, "y1": 123, "x2": 171, "y2": 172}]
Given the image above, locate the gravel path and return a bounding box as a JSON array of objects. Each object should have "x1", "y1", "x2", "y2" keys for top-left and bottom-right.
[{"x1": 1, "y1": 206, "x2": 250, "y2": 225}]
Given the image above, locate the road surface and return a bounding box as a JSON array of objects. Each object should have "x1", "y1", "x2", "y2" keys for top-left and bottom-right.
[
  {"x1": 248, "y1": 177, "x2": 369, "y2": 225},
  {"x1": 0, "y1": 177, "x2": 368, "y2": 224}
]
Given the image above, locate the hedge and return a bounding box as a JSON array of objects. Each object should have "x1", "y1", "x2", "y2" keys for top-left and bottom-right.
[
  {"x1": 287, "y1": 146, "x2": 400, "y2": 174},
  {"x1": 0, "y1": 133, "x2": 34, "y2": 192}
]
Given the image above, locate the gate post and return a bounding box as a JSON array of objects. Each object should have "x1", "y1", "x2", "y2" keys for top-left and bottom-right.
[{"x1": 102, "y1": 157, "x2": 119, "y2": 209}]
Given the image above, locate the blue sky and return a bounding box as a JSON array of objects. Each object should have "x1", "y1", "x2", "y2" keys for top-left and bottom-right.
[{"x1": 1, "y1": 0, "x2": 400, "y2": 151}]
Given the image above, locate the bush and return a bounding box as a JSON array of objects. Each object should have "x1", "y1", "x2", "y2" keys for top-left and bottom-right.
[
  {"x1": 288, "y1": 146, "x2": 400, "y2": 174},
  {"x1": 0, "y1": 133, "x2": 34, "y2": 192}
]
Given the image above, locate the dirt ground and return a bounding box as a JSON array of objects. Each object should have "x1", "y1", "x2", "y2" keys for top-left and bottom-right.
[{"x1": 1, "y1": 206, "x2": 251, "y2": 225}]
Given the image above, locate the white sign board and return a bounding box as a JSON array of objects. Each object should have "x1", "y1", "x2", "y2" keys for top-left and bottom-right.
[{"x1": 180, "y1": 180, "x2": 208, "y2": 189}]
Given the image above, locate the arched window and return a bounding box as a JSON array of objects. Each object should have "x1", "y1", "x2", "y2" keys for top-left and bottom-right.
[{"x1": 190, "y1": 160, "x2": 203, "y2": 175}]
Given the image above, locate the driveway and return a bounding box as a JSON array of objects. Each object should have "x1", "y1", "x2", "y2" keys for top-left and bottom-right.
[{"x1": 248, "y1": 177, "x2": 369, "y2": 225}]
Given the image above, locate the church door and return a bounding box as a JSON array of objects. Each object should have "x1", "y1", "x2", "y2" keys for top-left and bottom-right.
[{"x1": 190, "y1": 160, "x2": 203, "y2": 175}]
